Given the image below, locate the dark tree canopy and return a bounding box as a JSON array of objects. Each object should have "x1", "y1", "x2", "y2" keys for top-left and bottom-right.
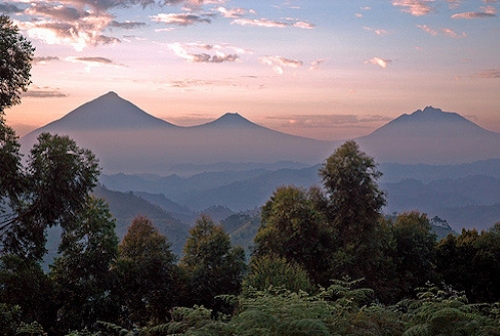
[
  {"x1": 0, "y1": 15, "x2": 34, "y2": 115},
  {"x1": 180, "y1": 215, "x2": 246, "y2": 309},
  {"x1": 254, "y1": 186, "x2": 330, "y2": 285},
  {"x1": 50, "y1": 197, "x2": 119, "y2": 332},
  {"x1": 113, "y1": 216, "x2": 178, "y2": 327},
  {"x1": 319, "y1": 140, "x2": 386, "y2": 248},
  {"x1": 1, "y1": 133, "x2": 100, "y2": 261}
]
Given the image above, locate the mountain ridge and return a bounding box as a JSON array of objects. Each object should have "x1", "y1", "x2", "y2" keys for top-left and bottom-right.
[
  {"x1": 355, "y1": 106, "x2": 500, "y2": 164},
  {"x1": 20, "y1": 92, "x2": 334, "y2": 174},
  {"x1": 19, "y1": 92, "x2": 500, "y2": 172},
  {"x1": 38, "y1": 91, "x2": 177, "y2": 131}
]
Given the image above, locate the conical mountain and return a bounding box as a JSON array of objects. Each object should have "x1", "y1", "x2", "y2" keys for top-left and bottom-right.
[
  {"x1": 194, "y1": 112, "x2": 264, "y2": 129},
  {"x1": 368, "y1": 106, "x2": 491, "y2": 138},
  {"x1": 39, "y1": 91, "x2": 176, "y2": 131},
  {"x1": 356, "y1": 106, "x2": 500, "y2": 164},
  {"x1": 20, "y1": 92, "x2": 335, "y2": 174}
]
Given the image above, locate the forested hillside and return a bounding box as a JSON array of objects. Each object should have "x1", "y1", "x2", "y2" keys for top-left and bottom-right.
[{"x1": 3, "y1": 136, "x2": 500, "y2": 335}]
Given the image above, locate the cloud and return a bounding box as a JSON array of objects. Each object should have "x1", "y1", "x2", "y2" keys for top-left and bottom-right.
[
  {"x1": 392, "y1": 0, "x2": 434, "y2": 16},
  {"x1": 417, "y1": 24, "x2": 466, "y2": 38},
  {"x1": 0, "y1": 3, "x2": 22, "y2": 13},
  {"x1": 167, "y1": 78, "x2": 242, "y2": 89},
  {"x1": 217, "y1": 6, "x2": 247, "y2": 18},
  {"x1": 232, "y1": 18, "x2": 288, "y2": 28},
  {"x1": 168, "y1": 42, "x2": 240, "y2": 63},
  {"x1": 33, "y1": 56, "x2": 60, "y2": 64},
  {"x1": 363, "y1": 27, "x2": 390, "y2": 35},
  {"x1": 476, "y1": 69, "x2": 500, "y2": 78},
  {"x1": 231, "y1": 17, "x2": 315, "y2": 29},
  {"x1": 442, "y1": 28, "x2": 467, "y2": 38},
  {"x1": 417, "y1": 24, "x2": 438, "y2": 35},
  {"x1": 22, "y1": 86, "x2": 67, "y2": 98},
  {"x1": 366, "y1": 57, "x2": 392, "y2": 69},
  {"x1": 150, "y1": 13, "x2": 212, "y2": 26},
  {"x1": 259, "y1": 55, "x2": 303, "y2": 74},
  {"x1": 65, "y1": 56, "x2": 122, "y2": 72},
  {"x1": 309, "y1": 59, "x2": 327, "y2": 71},
  {"x1": 451, "y1": 6, "x2": 497, "y2": 19},
  {"x1": 11, "y1": 0, "x2": 194, "y2": 50},
  {"x1": 293, "y1": 21, "x2": 315, "y2": 29},
  {"x1": 16, "y1": 12, "x2": 119, "y2": 51},
  {"x1": 109, "y1": 20, "x2": 146, "y2": 29},
  {"x1": 447, "y1": 0, "x2": 461, "y2": 9},
  {"x1": 25, "y1": 4, "x2": 86, "y2": 22},
  {"x1": 266, "y1": 114, "x2": 393, "y2": 128},
  {"x1": 67, "y1": 56, "x2": 114, "y2": 64}
]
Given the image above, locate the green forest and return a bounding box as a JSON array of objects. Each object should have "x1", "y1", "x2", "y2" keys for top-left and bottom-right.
[{"x1": 3, "y1": 14, "x2": 500, "y2": 336}]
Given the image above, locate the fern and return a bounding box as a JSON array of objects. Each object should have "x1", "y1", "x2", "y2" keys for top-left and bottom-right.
[
  {"x1": 16, "y1": 321, "x2": 48, "y2": 336},
  {"x1": 96, "y1": 321, "x2": 139, "y2": 336}
]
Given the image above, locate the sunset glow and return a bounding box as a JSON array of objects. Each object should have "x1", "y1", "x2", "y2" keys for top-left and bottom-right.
[{"x1": 2, "y1": 0, "x2": 499, "y2": 140}]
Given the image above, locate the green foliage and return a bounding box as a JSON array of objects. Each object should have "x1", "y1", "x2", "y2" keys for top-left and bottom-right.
[
  {"x1": 319, "y1": 141, "x2": 387, "y2": 285},
  {"x1": 397, "y1": 283, "x2": 500, "y2": 336},
  {"x1": 0, "y1": 303, "x2": 22, "y2": 336},
  {"x1": 389, "y1": 212, "x2": 438, "y2": 301},
  {"x1": 0, "y1": 15, "x2": 34, "y2": 115},
  {"x1": 180, "y1": 215, "x2": 246, "y2": 310},
  {"x1": 50, "y1": 196, "x2": 119, "y2": 332},
  {"x1": 16, "y1": 321, "x2": 48, "y2": 336},
  {"x1": 1, "y1": 133, "x2": 100, "y2": 261},
  {"x1": 64, "y1": 330, "x2": 102, "y2": 336},
  {"x1": 113, "y1": 216, "x2": 178, "y2": 328},
  {"x1": 0, "y1": 122, "x2": 23, "y2": 202},
  {"x1": 243, "y1": 255, "x2": 314, "y2": 293},
  {"x1": 0, "y1": 255, "x2": 55, "y2": 329},
  {"x1": 319, "y1": 140, "x2": 386, "y2": 250},
  {"x1": 254, "y1": 186, "x2": 330, "y2": 285},
  {"x1": 148, "y1": 305, "x2": 233, "y2": 336},
  {"x1": 436, "y1": 223, "x2": 500, "y2": 302},
  {"x1": 254, "y1": 141, "x2": 392, "y2": 293}
]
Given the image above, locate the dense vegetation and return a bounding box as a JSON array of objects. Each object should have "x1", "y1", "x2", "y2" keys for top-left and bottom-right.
[{"x1": 2, "y1": 15, "x2": 500, "y2": 335}]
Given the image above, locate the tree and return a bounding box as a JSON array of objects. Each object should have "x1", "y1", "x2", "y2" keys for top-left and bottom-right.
[
  {"x1": 0, "y1": 15, "x2": 34, "y2": 115},
  {"x1": 180, "y1": 215, "x2": 246, "y2": 310},
  {"x1": 318, "y1": 140, "x2": 386, "y2": 280},
  {"x1": 112, "y1": 216, "x2": 178, "y2": 327},
  {"x1": 436, "y1": 223, "x2": 500, "y2": 303},
  {"x1": 0, "y1": 254, "x2": 56, "y2": 331},
  {"x1": 319, "y1": 140, "x2": 386, "y2": 248},
  {"x1": 50, "y1": 197, "x2": 119, "y2": 333},
  {"x1": 253, "y1": 186, "x2": 331, "y2": 285},
  {"x1": 1, "y1": 133, "x2": 100, "y2": 261},
  {"x1": 243, "y1": 255, "x2": 314, "y2": 293},
  {"x1": 390, "y1": 211, "x2": 437, "y2": 300}
]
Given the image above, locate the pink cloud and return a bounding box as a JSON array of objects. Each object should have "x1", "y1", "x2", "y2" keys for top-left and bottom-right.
[
  {"x1": 151, "y1": 13, "x2": 212, "y2": 26},
  {"x1": 259, "y1": 55, "x2": 303, "y2": 74},
  {"x1": 231, "y1": 18, "x2": 314, "y2": 29},
  {"x1": 452, "y1": 6, "x2": 496, "y2": 18},
  {"x1": 168, "y1": 42, "x2": 240, "y2": 63},
  {"x1": 392, "y1": 0, "x2": 434, "y2": 16},
  {"x1": 366, "y1": 57, "x2": 392, "y2": 69}
]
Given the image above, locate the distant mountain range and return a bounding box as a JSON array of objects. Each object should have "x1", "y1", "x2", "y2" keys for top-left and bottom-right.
[
  {"x1": 20, "y1": 92, "x2": 500, "y2": 174},
  {"x1": 18, "y1": 92, "x2": 500, "y2": 234},
  {"x1": 100, "y1": 163, "x2": 500, "y2": 232},
  {"x1": 357, "y1": 106, "x2": 500, "y2": 164},
  {"x1": 20, "y1": 92, "x2": 334, "y2": 174}
]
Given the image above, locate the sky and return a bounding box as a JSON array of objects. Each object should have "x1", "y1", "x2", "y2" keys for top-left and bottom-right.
[{"x1": 2, "y1": 0, "x2": 499, "y2": 140}]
